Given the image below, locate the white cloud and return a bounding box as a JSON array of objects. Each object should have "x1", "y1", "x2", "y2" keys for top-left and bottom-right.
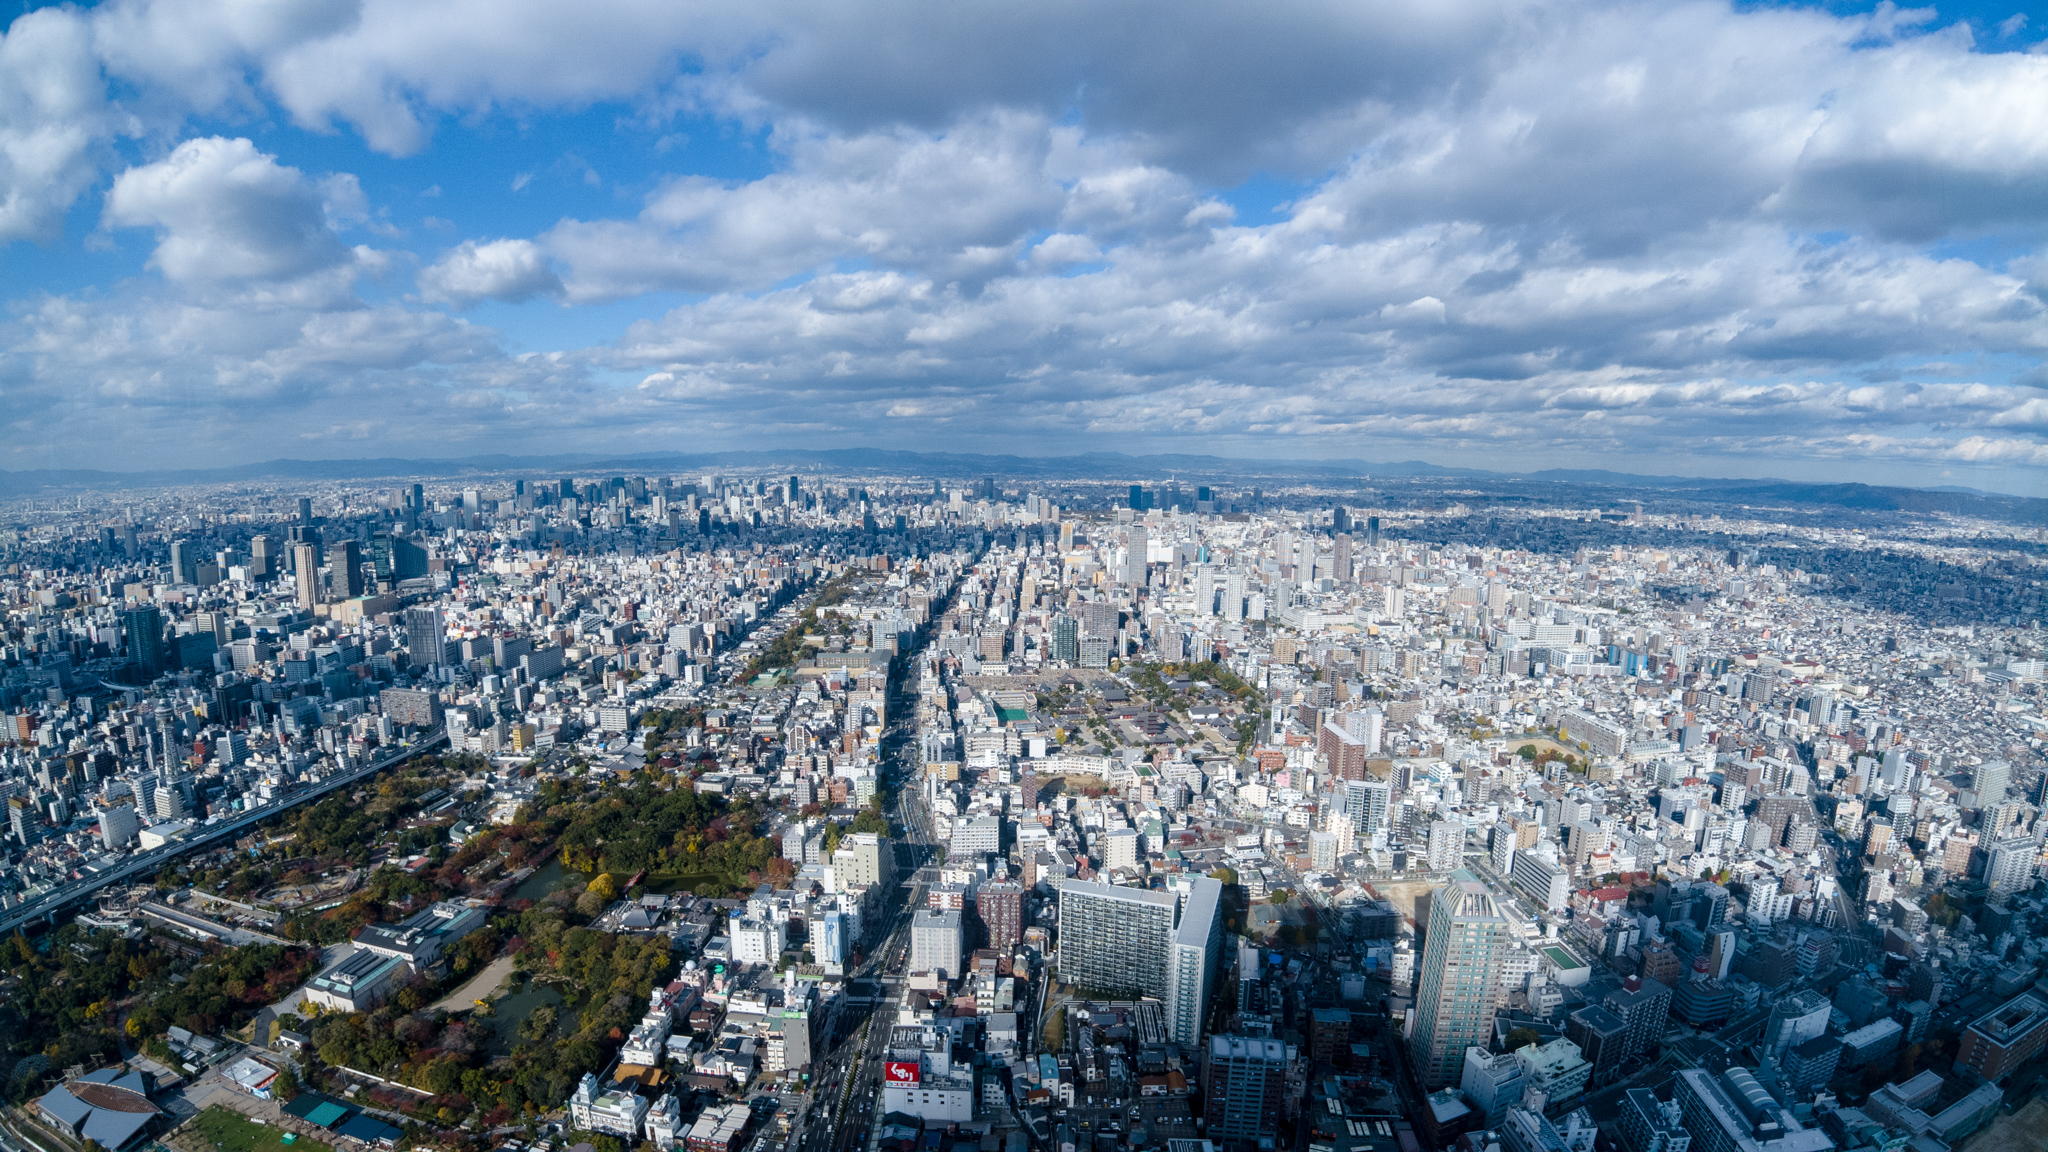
[
  {"x1": 418, "y1": 238, "x2": 564, "y2": 306},
  {"x1": 545, "y1": 114, "x2": 1078, "y2": 301},
  {"x1": 103, "y1": 136, "x2": 356, "y2": 285},
  {"x1": 0, "y1": 8, "x2": 117, "y2": 246},
  {"x1": 0, "y1": 287, "x2": 529, "y2": 466},
  {"x1": 0, "y1": 0, "x2": 2044, "y2": 480}
]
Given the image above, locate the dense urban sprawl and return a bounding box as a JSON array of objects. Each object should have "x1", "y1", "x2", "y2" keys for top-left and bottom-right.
[{"x1": 1, "y1": 471, "x2": 2045, "y2": 1152}]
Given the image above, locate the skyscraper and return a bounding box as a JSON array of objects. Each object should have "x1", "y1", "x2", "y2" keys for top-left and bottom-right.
[
  {"x1": 1055, "y1": 879, "x2": 1223, "y2": 1049},
  {"x1": 1057, "y1": 880, "x2": 1178, "y2": 998},
  {"x1": 1050, "y1": 612, "x2": 1079, "y2": 664},
  {"x1": 292, "y1": 543, "x2": 321, "y2": 607},
  {"x1": 1166, "y1": 877, "x2": 1225, "y2": 1047},
  {"x1": 1408, "y1": 870, "x2": 1511, "y2": 1088},
  {"x1": 297, "y1": 496, "x2": 313, "y2": 524},
  {"x1": 168, "y1": 538, "x2": 200, "y2": 584},
  {"x1": 6, "y1": 795, "x2": 38, "y2": 845},
  {"x1": 330, "y1": 538, "x2": 365, "y2": 599},
  {"x1": 405, "y1": 606, "x2": 445, "y2": 666},
  {"x1": 123, "y1": 604, "x2": 166, "y2": 678},
  {"x1": 1222, "y1": 570, "x2": 1245, "y2": 622},
  {"x1": 248, "y1": 534, "x2": 277, "y2": 579}
]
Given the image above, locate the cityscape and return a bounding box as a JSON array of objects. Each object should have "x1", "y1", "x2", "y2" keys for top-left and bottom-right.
[
  {"x1": 0, "y1": 462, "x2": 2042, "y2": 1152},
  {"x1": 3, "y1": 4, "x2": 2047, "y2": 1152}
]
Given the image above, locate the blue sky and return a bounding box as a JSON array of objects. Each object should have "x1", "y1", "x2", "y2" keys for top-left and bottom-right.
[{"x1": 1, "y1": 0, "x2": 2045, "y2": 494}]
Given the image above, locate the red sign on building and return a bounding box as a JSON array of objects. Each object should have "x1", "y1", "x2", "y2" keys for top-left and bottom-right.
[{"x1": 884, "y1": 1062, "x2": 920, "y2": 1084}]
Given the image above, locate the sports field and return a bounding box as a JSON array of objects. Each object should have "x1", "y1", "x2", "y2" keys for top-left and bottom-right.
[{"x1": 185, "y1": 1106, "x2": 334, "y2": 1152}]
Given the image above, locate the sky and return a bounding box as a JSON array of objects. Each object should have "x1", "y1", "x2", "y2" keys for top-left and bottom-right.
[{"x1": 2, "y1": 0, "x2": 2047, "y2": 494}]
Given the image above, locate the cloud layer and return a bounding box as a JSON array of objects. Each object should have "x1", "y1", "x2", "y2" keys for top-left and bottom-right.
[{"x1": 1, "y1": 0, "x2": 2045, "y2": 486}]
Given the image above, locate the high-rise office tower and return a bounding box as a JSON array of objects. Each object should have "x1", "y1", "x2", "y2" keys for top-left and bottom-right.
[
  {"x1": 1222, "y1": 570, "x2": 1245, "y2": 622},
  {"x1": 1202, "y1": 1035, "x2": 1286, "y2": 1151},
  {"x1": 1367, "y1": 516, "x2": 1381, "y2": 547},
  {"x1": 1408, "y1": 870, "x2": 1511, "y2": 1088},
  {"x1": 297, "y1": 496, "x2": 313, "y2": 524},
  {"x1": 329, "y1": 538, "x2": 364, "y2": 599},
  {"x1": 1333, "y1": 534, "x2": 1352, "y2": 582},
  {"x1": 292, "y1": 543, "x2": 321, "y2": 607},
  {"x1": 248, "y1": 534, "x2": 276, "y2": 579},
  {"x1": 124, "y1": 604, "x2": 166, "y2": 678},
  {"x1": 168, "y1": 538, "x2": 200, "y2": 584},
  {"x1": 1050, "y1": 612, "x2": 1079, "y2": 664},
  {"x1": 7, "y1": 795, "x2": 35, "y2": 845},
  {"x1": 405, "y1": 606, "x2": 445, "y2": 666}
]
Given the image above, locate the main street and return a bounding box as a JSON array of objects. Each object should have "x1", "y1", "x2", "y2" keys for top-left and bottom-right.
[{"x1": 788, "y1": 560, "x2": 969, "y2": 1152}]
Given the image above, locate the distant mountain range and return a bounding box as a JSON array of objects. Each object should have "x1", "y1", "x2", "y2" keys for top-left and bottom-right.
[{"x1": 3, "y1": 448, "x2": 2042, "y2": 524}]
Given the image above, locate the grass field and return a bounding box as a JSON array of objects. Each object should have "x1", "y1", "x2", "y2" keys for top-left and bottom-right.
[{"x1": 186, "y1": 1106, "x2": 334, "y2": 1152}]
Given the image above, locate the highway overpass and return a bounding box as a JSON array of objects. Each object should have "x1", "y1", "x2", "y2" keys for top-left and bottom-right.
[{"x1": 0, "y1": 728, "x2": 448, "y2": 936}]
